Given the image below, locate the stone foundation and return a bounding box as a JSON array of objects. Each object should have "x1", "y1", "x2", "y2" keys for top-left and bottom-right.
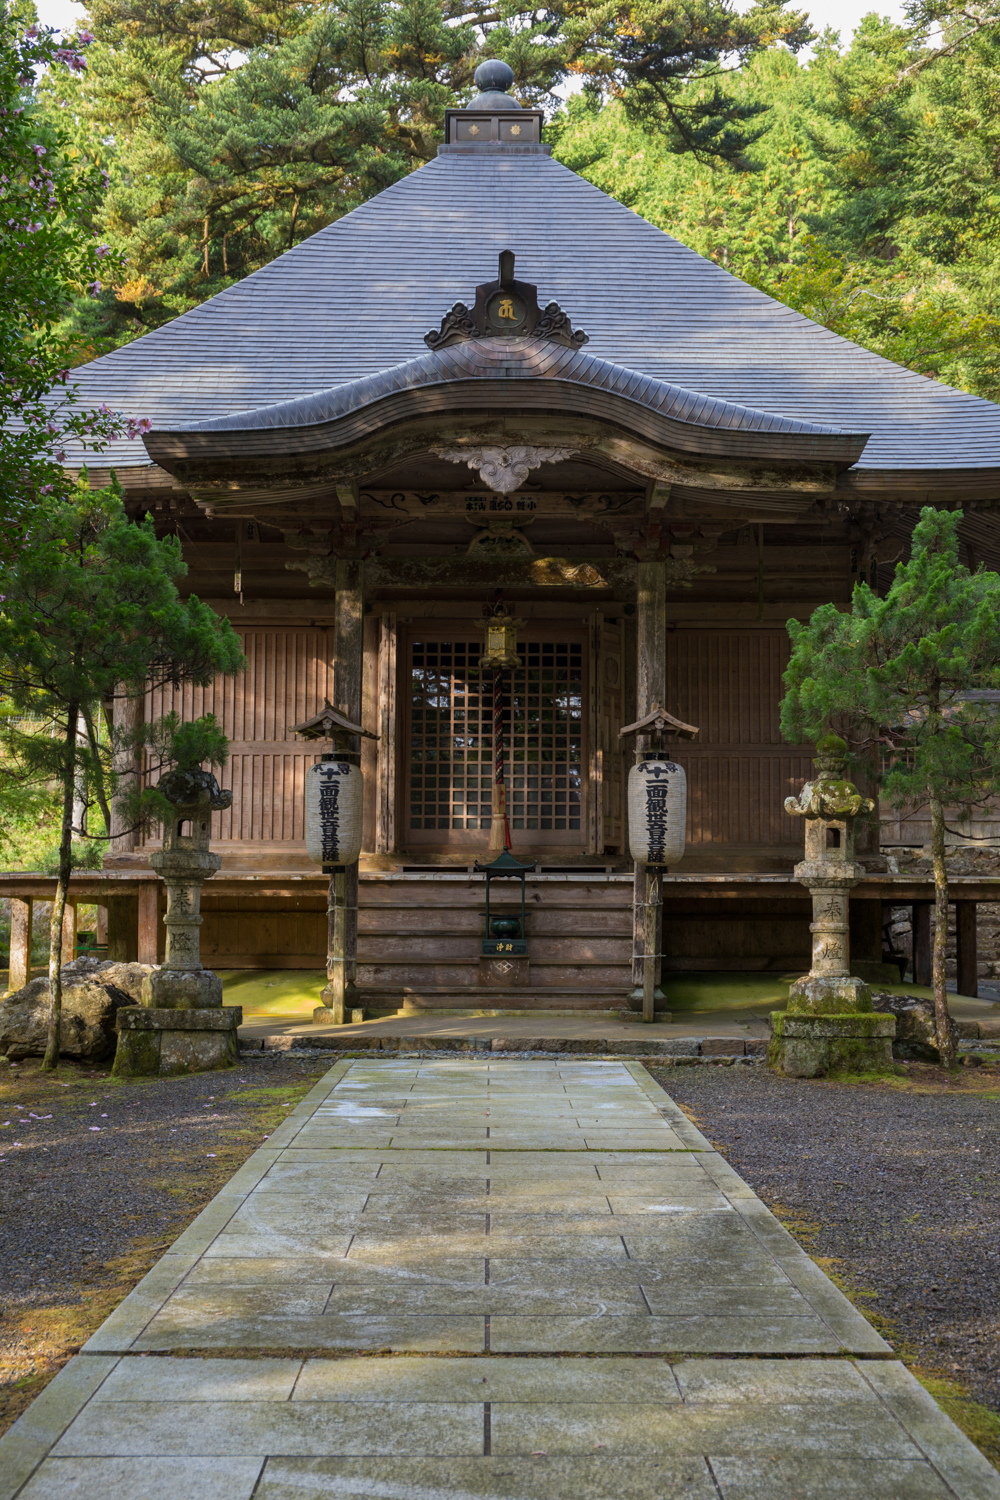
[
  {"x1": 769, "y1": 1012, "x2": 896, "y2": 1078},
  {"x1": 113, "y1": 1005, "x2": 242, "y2": 1077}
]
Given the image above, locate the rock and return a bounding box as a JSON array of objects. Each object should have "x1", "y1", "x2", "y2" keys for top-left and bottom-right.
[
  {"x1": 870, "y1": 990, "x2": 958, "y2": 1063},
  {"x1": 0, "y1": 960, "x2": 153, "y2": 1061}
]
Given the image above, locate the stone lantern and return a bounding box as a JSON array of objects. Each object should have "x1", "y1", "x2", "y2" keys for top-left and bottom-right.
[
  {"x1": 771, "y1": 735, "x2": 895, "y2": 1076},
  {"x1": 114, "y1": 768, "x2": 242, "y2": 1076}
]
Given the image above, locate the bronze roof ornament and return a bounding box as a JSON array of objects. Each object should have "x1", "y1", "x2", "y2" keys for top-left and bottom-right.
[{"x1": 424, "y1": 250, "x2": 589, "y2": 352}]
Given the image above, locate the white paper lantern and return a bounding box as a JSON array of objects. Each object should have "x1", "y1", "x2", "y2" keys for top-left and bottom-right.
[
  {"x1": 305, "y1": 760, "x2": 364, "y2": 867},
  {"x1": 628, "y1": 757, "x2": 686, "y2": 866}
]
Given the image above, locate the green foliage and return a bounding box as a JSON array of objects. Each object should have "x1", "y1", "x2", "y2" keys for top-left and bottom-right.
[
  {"x1": 781, "y1": 508, "x2": 1000, "y2": 818},
  {"x1": 36, "y1": 0, "x2": 809, "y2": 345},
  {"x1": 551, "y1": 9, "x2": 1000, "y2": 401},
  {"x1": 127, "y1": 709, "x2": 230, "y2": 829},
  {"x1": 780, "y1": 508, "x2": 1000, "y2": 1065},
  {"x1": 0, "y1": 8, "x2": 152, "y2": 514},
  {"x1": 0, "y1": 476, "x2": 246, "y2": 1061}
]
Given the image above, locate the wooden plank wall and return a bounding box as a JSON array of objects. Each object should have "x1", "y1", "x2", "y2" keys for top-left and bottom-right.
[
  {"x1": 666, "y1": 630, "x2": 811, "y2": 854},
  {"x1": 144, "y1": 628, "x2": 335, "y2": 852}
]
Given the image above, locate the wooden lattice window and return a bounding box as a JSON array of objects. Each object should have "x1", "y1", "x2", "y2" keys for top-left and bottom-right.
[{"x1": 409, "y1": 637, "x2": 584, "y2": 834}]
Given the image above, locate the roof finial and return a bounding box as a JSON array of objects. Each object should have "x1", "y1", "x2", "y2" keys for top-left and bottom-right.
[
  {"x1": 474, "y1": 59, "x2": 514, "y2": 95},
  {"x1": 468, "y1": 59, "x2": 521, "y2": 111}
]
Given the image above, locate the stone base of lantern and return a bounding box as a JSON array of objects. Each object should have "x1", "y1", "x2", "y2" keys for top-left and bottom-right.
[
  {"x1": 787, "y1": 973, "x2": 873, "y2": 1015},
  {"x1": 769, "y1": 1012, "x2": 896, "y2": 1079},
  {"x1": 112, "y1": 1006, "x2": 242, "y2": 1077},
  {"x1": 141, "y1": 967, "x2": 224, "y2": 1010}
]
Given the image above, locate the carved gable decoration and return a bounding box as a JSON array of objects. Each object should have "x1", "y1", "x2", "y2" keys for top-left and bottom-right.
[{"x1": 425, "y1": 250, "x2": 589, "y2": 351}]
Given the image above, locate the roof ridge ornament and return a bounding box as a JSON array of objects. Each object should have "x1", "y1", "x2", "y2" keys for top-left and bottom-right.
[{"x1": 424, "y1": 250, "x2": 589, "y2": 351}]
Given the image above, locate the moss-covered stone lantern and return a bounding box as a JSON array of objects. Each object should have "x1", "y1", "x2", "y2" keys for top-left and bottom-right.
[
  {"x1": 114, "y1": 768, "x2": 241, "y2": 1077},
  {"x1": 770, "y1": 735, "x2": 895, "y2": 1077}
]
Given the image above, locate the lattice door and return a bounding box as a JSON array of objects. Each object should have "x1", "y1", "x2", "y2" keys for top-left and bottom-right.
[{"x1": 406, "y1": 632, "x2": 586, "y2": 848}]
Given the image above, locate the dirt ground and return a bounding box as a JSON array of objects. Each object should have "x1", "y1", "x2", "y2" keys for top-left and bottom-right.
[{"x1": 0, "y1": 1051, "x2": 329, "y2": 1437}]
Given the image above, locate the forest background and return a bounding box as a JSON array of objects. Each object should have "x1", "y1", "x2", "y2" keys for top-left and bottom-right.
[{"x1": 25, "y1": 0, "x2": 1000, "y2": 403}]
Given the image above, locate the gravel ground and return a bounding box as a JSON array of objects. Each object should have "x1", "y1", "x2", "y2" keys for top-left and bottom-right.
[
  {"x1": 653, "y1": 1061, "x2": 1000, "y2": 1414},
  {"x1": 0, "y1": 1052, "x2": 328, "y2": 1434}
]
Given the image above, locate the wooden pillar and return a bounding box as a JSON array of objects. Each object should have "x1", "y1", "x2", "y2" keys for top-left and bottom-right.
[
  {"x1": 848, "y1": 898, "x2": 882, "y2": 968},
  {"x1": 8, "y1": 898, "x2": 32, "y2": 992},
  {"x1": 632, "y1": 560, "x2": 667, "y2": 1020},
  {"x1": 321, "y1": 559, "x2": 364, "y2": 1023},
  {"x1": 106, "y1": 895, "x2": 139, "y2": 961},
  {"x1": 107, "y1": 691, "x2": 144, "y2": 962},
  {"x1": 375, "y1": 611, "x2": 397, "y2": 856},
  {"x1": 912, "y1": 901, "x2": 932, "y2": 986},
  {"x1": 137, "y1": 883, "x2": 159, "y2": 966},
  {"x1": 62, "y1": 901, "x2": 77, "y2": 961},
  {"x1": 956, "y1": 900, "x2": 978, "y2": 998},
  {"x1": 96, "y1": 905, "x2": 108, "y2": 947}
]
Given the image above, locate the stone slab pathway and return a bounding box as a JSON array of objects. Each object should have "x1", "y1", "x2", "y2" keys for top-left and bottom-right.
[{"x1": 2, "y1": 1057, "x2": 998, "y2": 1499}]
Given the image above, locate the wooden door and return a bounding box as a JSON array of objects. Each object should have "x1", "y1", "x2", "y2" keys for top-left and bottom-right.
[{"x1": 404, "y1": 625, "x2": 588, "y2": 852}]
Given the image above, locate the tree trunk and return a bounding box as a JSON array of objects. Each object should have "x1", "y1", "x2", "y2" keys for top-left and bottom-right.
[
  {"x1": 43, "y1": 705, "x2": 79, "y2": 1071},
  {"x1": 929, "y1": 791, "x2": 956, "y2": 1068}
]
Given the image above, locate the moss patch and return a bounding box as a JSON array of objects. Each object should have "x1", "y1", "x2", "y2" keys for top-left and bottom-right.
[{"x1": 220, "y1": 969, "x2": 325, "y2": 1018}]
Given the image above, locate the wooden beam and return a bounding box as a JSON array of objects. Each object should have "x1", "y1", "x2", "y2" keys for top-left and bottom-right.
[{"x1": 956, "y1": 900, "x2": 978, "y2": 998}]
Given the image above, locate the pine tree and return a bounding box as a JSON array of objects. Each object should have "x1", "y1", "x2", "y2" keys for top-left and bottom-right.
[
  {"x1": 781, "y1": 508, "x2": 1000, "y2": 1067},
  {"x1": 0, "y1": 479, "x2": 246, "y2": 1069}
]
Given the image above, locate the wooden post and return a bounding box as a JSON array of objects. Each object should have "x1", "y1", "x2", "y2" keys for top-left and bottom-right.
[
  {"x1": 320, "y1": 559, "x2": 364, "y2": 1022},
  {"x1": 642, "y1": 870, "x2": 660, "y2": 1022},
  {"x1": 8, "y1": 898, "x2": 32, "y2": 992},
  {"x1": 912, "y1": 901, "x2": 932, "y2": 986},
  {"x1": 375, "y1": 612, "x2": 397, "y2": 855},
  {"x1": 956, "y1": 900, "x2": 978, "y2": 998},
  {"x1": 138, "y1": 883, "x2": 159, "y2": 966},
  {"x1": 107, "y1": 691, "x2": 144, "y2": 962},
  {"x1": 62, "y1": 901, "x2": 77, "y2": 962},
  {"x1": 632, "y1": 560, "x2": 667, "y2": 1020},
  {"x1": 107, "y1": 896, "x2": 139, "y2": 962}
]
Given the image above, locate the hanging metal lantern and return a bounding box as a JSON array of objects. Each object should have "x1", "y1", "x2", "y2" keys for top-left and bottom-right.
[
  {"x1": 627, "y1": 754, "x2": 687, "y2": 867},
  {"x1": 479, "y1": 611, "x2": 522, "y2": 670},
  {"x1": 305, "y1": 759, "x2": 364, "y2": 868}
]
